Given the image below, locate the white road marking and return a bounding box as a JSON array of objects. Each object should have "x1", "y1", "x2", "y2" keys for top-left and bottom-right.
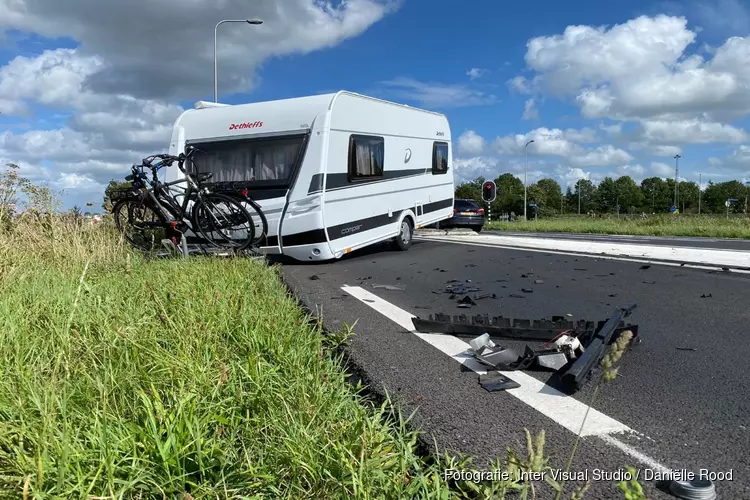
[
  {"x1": 416, "y1": 235, "x2": 750, "y2": 274},
  {"x1": 341, "y1": 285, "x2": 672, "y2": 472},
  {"x1": 600, "y1": 435, "x2": 670, "y2": 474},
  {"x1": 416, "y1": 233, "x2": 750, "y2": 271}
]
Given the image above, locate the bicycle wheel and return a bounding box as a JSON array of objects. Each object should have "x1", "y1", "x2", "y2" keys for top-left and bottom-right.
[
  {"x1": 191, "y1": 193, "x2": 256, "y2": 251},
  {"x1": 233, "y1": 195, "x2": 269, "y2": 247},
  {"x1": 112, "y1": 198, "x2": 171, "y2": 251}
]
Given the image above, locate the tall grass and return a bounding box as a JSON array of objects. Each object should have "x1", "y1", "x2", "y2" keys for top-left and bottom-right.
[
  {"x1": 486, "y1": 214, "x2": 750, "y2": 238},
  {"x1": 1, "y1": 217, "x2": 462, "y2": 498}
]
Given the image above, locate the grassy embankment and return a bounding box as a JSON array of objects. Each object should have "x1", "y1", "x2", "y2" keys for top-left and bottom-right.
[
  {"x1": 0, "y1": 212, "x2": 641, "y2": 499},
  {"x1": 485, "y1": 214, "x2": 750, "y2": 239}
]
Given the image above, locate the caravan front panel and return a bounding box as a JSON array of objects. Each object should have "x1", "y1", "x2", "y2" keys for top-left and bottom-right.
[{"x1": 166, "y1": 93, "x2": 338, "y2": 257}]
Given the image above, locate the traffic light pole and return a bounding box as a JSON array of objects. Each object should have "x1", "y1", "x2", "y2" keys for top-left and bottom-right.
[{"x1": 482, "y1": 180, "x2": 496, "y2": 223}]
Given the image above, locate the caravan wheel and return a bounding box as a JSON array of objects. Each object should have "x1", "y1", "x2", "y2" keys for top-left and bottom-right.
[{"x1": 394, "y1": 218, "x2": 413, "y2": 251}]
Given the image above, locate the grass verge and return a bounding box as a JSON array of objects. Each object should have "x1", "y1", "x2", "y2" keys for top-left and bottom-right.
[
  {"x1": 485, "y1": 214, "x2": 750, "y2": 239},
  {"x1": 0, "y1": 219, "x2": 461, "y2": 498}
]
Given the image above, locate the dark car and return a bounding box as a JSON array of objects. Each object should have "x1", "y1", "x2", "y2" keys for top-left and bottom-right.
[{"x1": 434, "y1": 199, "x2": 485, "y2": 232}]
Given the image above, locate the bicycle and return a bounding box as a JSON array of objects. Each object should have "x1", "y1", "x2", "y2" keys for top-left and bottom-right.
[
  {"x1": 200, "y1": 180, "x2": 270, "y2": 248},
  {"x1": 111, "y1": 147, "x2": 256, "y2": 252}
]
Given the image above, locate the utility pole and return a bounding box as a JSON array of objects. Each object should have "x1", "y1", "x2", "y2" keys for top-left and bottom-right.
[
  {"x1": 577, "y1": 179, "x2": 581, "y2": 215},
  {"x1": 651, "y1": 185, "x2": 655, "y2": 212},
  {"x1": 698, "y1": 173, "x2": 702, "y2": 215},
  {"x1": 673, "y1": 154, "x2": 681, "y2": 209},
  {"x1": 524, "y1": 140, "x2": 534, "y2": 220}
]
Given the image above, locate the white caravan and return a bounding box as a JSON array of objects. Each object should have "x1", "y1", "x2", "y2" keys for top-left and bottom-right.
[{"x1": 164, "y1": 91, "x2": 455, "y2": 262}]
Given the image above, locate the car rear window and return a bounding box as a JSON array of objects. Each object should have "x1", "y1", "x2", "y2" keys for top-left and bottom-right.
[{"x1": 454, "y1": 199, "x2": 481, "y2": 211}]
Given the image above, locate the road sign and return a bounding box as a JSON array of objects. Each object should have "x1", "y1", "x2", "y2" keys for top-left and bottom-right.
[
  {"x1": 528, "y1": 203, "x2": 537, "y2": 207},
  {"x1": 615, "y1": 204, "x2": 621, "y2": 212},
  {"x1": 669, "y1": 205, "x2": 677, "y2": 213},
  {"x1": 728, "y1": 198, "x2": 739, "y2": 202},
  {"x1": 481, "y1": 180, "x2": 496, "y2": 203},
  {"x1": 725, "y1": 200, "x2": 731, "y2": 207}
]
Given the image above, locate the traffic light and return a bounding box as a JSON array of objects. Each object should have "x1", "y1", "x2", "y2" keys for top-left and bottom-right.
[{"x1": 482, "y1": 180, "x2": 496, "y2": 203}]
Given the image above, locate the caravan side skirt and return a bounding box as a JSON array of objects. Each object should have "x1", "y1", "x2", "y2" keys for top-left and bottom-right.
[
  {"x1": 270, "y1": 197, "x2": 452, "y2": 247},
  {"x1": 266, "y1": 197, "x2": 452, "y2": 261},
  {"x1": 326, "y1": 197, "x2": 453, "y2": 254}
]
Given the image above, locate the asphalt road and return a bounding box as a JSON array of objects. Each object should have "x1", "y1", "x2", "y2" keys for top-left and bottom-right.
[
  {"x1": 487, "y1": 230, "x2": 750, "y2": 251},
  {"x1": 280, "y1": 238, "x2": 749, "y2": 499}
]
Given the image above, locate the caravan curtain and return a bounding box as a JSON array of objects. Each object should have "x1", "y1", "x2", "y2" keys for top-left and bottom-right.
[
  {"x1": 353, "y1": 138, "x2": 384, "y2": 177},
  {"x1": 190, "y1": 136, "x2": 304, "y2": 184}
]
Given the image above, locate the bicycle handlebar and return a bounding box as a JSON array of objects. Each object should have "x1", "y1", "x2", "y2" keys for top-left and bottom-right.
[{"x1": 129, "y1": 146, "x2": 206, "y2": 185}]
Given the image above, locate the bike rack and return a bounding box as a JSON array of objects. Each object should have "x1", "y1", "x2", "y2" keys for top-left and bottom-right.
[{"x1": 160, "y1": 237, "x2": 189, "y2": 258}]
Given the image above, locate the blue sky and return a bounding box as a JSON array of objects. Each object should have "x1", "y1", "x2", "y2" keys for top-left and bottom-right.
[{"x1": 1, "y1": 0, "x2": 750, "y2": 210}]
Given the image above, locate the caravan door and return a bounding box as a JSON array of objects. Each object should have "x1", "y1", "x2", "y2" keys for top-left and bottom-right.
[{"x1": 186, "y1": 132, "x2": 310, "y2": 253}]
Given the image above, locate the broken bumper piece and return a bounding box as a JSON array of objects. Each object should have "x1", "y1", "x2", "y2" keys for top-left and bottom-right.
[
  {"x1": 411, "y1": 304, "x2": 639, "y2": 392},
  {"x1": 479, "y1": 372, "x2": 521, "y2": 392},
  {"x1": 474, "y1": 345, "x2": 535, "y2": 371}
]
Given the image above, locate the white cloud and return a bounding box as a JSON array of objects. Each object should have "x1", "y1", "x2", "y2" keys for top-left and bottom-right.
[
  {"x1": 513, "y1": 12, "x2": 750, "y2": 172},
  {"x1": 651, "y1": 161, "x2": 675, "y2": 177},
  {"x1": 518, "y1": 13, "x2": 750, "y2": 147},
  {"x1": 637, "y1": 119, "x2": 748, "y2": 144},
  {"x1": 563, "y1": 127, "x2": 598, "y2": 143},
  {"x1": 491, "y1": 127, "x2": 624, "y2": 166},
  {"x1": 374, "y1": 77, "x2": 497, "y2": 108},
  {"x1": 730, "y1": 145, "x2": 750, "y2": 163},
  {"x1": 466, "y1": 68, "x2": 487, "y2": 80},
  {"x1": 616, "y1": 164, "x2": 646, "y2": 178},
  {"x1": 454, "y1": 129, "x2": 637, "y2": 190},
  {"x1": 509, "y1": 75, "x2": 533, "y2": 94},
  {"x1": 650, "y1": 145, "x2": 683, "y2": 156},
  {"x1": 522, "y1": 99, "x2": 538, "y2": 120},
  {"x1": 569, "y1": 145, "x2": 634, "y2": 167},
  {"x1": 452, "y1": 156, "x2": 501, "y2": 184},
  {"x1": 0, "y1": 0, "x2": 397, "y2": 100},
  {"x1": 0, "y1": 0, "x2": 396, "y2": 206},
  {"x1": 600, "y1": 123, "x2": 623, "y2": 137},
  {"x1": 457, "y1": 130, "x2": 486, "y2": 156},
  {"x1": 0, "y1": 49, "x2": 183, "y2": 185},
  {"x1": 557, "y1": 167, "x2": 590, "y2": 188}
]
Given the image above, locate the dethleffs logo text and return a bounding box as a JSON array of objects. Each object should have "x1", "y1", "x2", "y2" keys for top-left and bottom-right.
[{"x1": 229, "y1": 121, "x2": 263, "y2": 131}]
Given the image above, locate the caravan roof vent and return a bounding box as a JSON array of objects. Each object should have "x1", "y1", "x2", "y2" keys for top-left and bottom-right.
[{"x1": 194, "y1": 101, "x2": 231, "y2": 110}]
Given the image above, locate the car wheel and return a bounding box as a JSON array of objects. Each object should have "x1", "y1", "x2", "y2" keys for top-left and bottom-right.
[
  {"x1": 395, "y1": 218, "x2": 413, "y2": 251},
  {"x1": 473, "y1": 226, "x2": 483, "y2": 233}
]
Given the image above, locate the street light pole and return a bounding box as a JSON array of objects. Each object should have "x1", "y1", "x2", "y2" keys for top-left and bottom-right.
[
  {"x1": 524, "y1": 139, "x2": 534, "y2": 220},
  {"x1": 214, "y1": 19, "x2": 263, "y2": 102},
  {"x1": 673, "y1": 154, "x2": 681, "y2": 209},
  {"x1": 698, "y1": 173, "x2": 702, "y2": 215},
  {"x1": 577, "y1": 179, "x2": 581, "y2": 215}
]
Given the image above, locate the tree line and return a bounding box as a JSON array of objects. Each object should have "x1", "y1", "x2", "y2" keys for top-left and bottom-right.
[{"x1": 456, "y1": 174, "x2": 750, "y2": 216}]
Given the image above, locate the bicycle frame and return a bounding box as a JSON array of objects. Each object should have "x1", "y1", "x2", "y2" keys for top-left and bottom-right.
[{"x1": 129, "y1": 158, "x2": 206, "y2": 232}]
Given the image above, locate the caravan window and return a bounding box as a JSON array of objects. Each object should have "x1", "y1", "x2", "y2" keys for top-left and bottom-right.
[
  {"x1": 432, "y1": 142, "x2": 449, "y2": 175},
  {"x1": 188, "y1": 135, "x2": 306, "y2": 186},
  {"x1": 348, "y1": 135, "x2": 384, "y2": 181}
]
